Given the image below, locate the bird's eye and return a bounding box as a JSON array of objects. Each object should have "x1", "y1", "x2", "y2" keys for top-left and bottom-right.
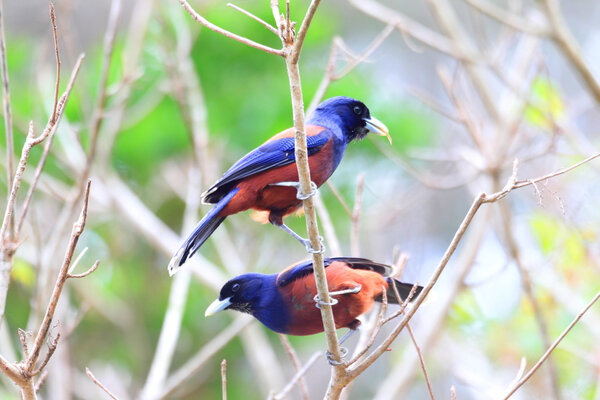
[
  {"x1": 231, "y1": 283, "x2": 240, "y2": 292},
  {"x1": 353, "y1": 105, "x2": 362, "y2": 115}
]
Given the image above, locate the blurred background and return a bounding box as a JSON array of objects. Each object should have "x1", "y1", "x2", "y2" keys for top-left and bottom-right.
[{"x1": 1, "y1": 0, "x2": 600, "y2": 399}]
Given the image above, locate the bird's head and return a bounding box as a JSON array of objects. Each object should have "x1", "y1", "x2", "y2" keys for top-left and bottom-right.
[
  {"x1": 310, "y1": 96, "x2": 391, "y2": 144},
  {"x1": 205, "y1": 273, "x2": 266, "y2": 316}
]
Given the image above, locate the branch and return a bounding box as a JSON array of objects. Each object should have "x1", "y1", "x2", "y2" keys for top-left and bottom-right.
[
  {"x1": 0, "y1": 0, "x2": 14, "y2": 239},
  {"x1": 49, "y1": 3, "x2": 61, "y2": 124},
  {"x1": 221, "y1": 359, "x2": 227, "y2": 400},
  {"x1": 502, "y1": 289, "x2": 600, "y2": 399},
  {"x1": 179, "y1": 0, "x2": 284, "y2": 56},
  {"x1": 271, "y1": 352, "x2": 321, "y2": 400},
  {"x1": 278, "y1": 335, "x2": 310, "y2": 400},
  {"x1": 462, "y1": 0, "x2": 549, "y2": 36},
  {"x1": 227, "y1": 3, "x2": 278, "y2": 34},
  {"x1": 25, "y1": 180, "x2": 92, "y2": 374},
  {"x1": 15, "y1": 53, "x2": 85, "y2": 237},
  {"x1": 543, "y1": 0, "x2": 600, "y2": 104},
  {"x1": 407, "y1": 324, "x2": 434, "y2": 400},
  {"x1": 86, "y1": 368, "x2": 122, "y2": 400},
  {"x1": 289, "y1": 0, "x2": 321, "y2": 63}
]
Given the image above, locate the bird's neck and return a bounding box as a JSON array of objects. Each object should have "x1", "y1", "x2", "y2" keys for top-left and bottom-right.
[
  {"x1": 308, "y1": 113, "x2": 351, "y2": 143},
  {"x1": 251, "y1": 275, "x2": 290, "y2": 334}
]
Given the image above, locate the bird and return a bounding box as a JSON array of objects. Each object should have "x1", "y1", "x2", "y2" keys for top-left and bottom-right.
[
  {"x1": 168, "y1": 96, "x2": 391, "y2": 276},
  {"x1": 204, "y1": 257, "x2": 422, "y2": 342}
]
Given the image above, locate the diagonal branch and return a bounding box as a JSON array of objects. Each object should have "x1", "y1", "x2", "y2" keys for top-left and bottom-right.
[{"x1": 179, "y1": 0, "x2": 284, "y2": 56}]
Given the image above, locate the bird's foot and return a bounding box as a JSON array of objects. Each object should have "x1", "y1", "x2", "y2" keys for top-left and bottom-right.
[
  {"x1": 314, "y1": 285, "x2": 361, "y2": 310},
  {"x1": 276, "y1": 223, "x2": 326, "y2": 254},
  {"x1": 326, "y1": 346, "x2": 348, "y2": 366},
  {"x1": 268, "y1": 180, "x2": 318, "y2": 201}
]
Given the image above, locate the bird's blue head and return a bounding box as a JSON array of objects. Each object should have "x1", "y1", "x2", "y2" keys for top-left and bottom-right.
[
  {"x1": 205, "y1": 273, "x2": 270, "y2": 317},
  {"x1": 309, "y1": 96, "x2": 391, "y2": 144}
]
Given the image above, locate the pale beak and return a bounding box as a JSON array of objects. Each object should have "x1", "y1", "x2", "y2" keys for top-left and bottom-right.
[
  {"x1": 205, "y1": 297, "x2": 232, "y2": 317},
  {"x1": 364, "y1": 116, "x2": 392, "y2": 145}
]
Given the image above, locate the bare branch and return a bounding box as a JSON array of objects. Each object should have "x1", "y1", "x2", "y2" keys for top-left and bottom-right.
[
  {"x1": 25, "y1": 180, "x2": 92, "y2": 374},
  {"x1": 462, "y1": 0, "x2": 549, "y2": 36},
  {"x1": 67, "y1": 260, "x2": 100, "y2": 279},
  {"x1": 407, "y1": 324, "x2": 434, "y2": 400},
  {"x1": 227, "y1": 3, "x2": 278, "y2": 34},
  {"x1": 502, "y1": 289, "x2": 600, "y2": 399},
  {"x1": 15, "y1": 53, "x2": 85, "y2": 237},
  {"x1": 0, "y1": 0, "x2": 14, "y2": 238},
  {"x1": 49, "y1": 3, "x2": 61, "y2": 124},
  {"x1": 179, "y1": 0, "x2": 284, "y2": 56},
  {"x1": 86, "y1": 368, "x2": 122, "y2": 400},
  {"x1": 290, "y1": 0, "x2": 322, "y2": 63},
  {"x1": 272, "y1": 352, "x2": 321, "y2": 400},
  {"x1": 278, "y1": 335, "x2": 310, "y2": 400},
  {"x1": 543, "y1": 0, "x2": 600, "y2": 103},
  {"x1": 221, "y1": 359, "x2": 227, "y2": 400}
]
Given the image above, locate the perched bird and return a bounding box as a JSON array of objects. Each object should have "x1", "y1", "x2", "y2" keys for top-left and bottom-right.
[
  {"x1": 168, "y1": 97, "x2": 391, "y2": 275},
  {"x1": 204, "y1": 257, "x2": 422, "y2": 339}
]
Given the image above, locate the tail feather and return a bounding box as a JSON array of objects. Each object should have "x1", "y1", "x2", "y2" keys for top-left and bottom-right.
[
  {"x1": 376, "y1": 278, "x2": 423, "y2": 304},
  {"x1": 168, "y1": 188, "x2": 239, "y2": 276}
]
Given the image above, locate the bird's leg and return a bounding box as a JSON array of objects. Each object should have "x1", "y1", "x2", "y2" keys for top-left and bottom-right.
[
  {"x1": 326, "y1": 321, "x2": 361, "y2": 366},
  {"x1": 271, "y1": 220, "x2": 326, "y2": 254},
  {"x1": 329, "y1": 284, "x2": 362, "y2": 297},
  {"x1": 268, "y1": 180, "x2": 318, "y2": 201}
]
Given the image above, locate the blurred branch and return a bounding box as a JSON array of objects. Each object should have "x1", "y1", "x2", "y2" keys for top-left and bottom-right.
[
  {"x1": 158, "y1": 316, "x2": 252, "y2": 399},
  {"x1": 462, "y1": 0, "x2": 549, "y2": 36},
  {"x1": 407, "y1": 323, "x2": 435, "y2": 400},
  {"x1": 221, "y1": 359, "x2": 227, "y2": 400},
  {"x1": 308, "y1": 24, "x2": 394, "y2": 117},
  {"x1": 542, "y1": 0, "x2": 600, "y2": 103},
  {"x1": 271, "y1": 352, "x2": 321, "y2": 400},
  {"x1": 0, "y1": 0, "x2": 14, "y2": 239},
  {"x1": 278, "y1": 335, "x2": 310, "y2": 400},
  {"x1": 86, "y1": 368, "x2": 121, "y2": 400},
  {"x1": 348, "y1": 0, "x2": 458, "y2": 56},
  {"x1": 502, "y1": 288, "x2": 600, "y2": 399},
  {"x1": 499, "y1": 203, "x2": 561, "y2": 400}
]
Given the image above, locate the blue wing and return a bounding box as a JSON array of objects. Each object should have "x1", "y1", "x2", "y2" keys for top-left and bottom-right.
[
  {"x1": 203, "y1": 129, "x2": 332, "y2": 204},
  {"x1": 276, "y1": 257, "x2": 392, "y2": 288}
]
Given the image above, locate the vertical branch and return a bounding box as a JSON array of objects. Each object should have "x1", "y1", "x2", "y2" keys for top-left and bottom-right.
[
  {"x1": 0, "y1": 0, "x2": 14, "y2": 238},
  {"x1": 221, "y1": 359, "x2": 227, "y2": 400},
  {"x1": 24, "y1": 181, "x2": 91, "y2": 374}
]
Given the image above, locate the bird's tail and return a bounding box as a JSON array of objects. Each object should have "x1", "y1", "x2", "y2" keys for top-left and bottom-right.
[
  {"x1": 168, "y1": 188, "x2": 239, "y2": 276},
  {"x1": 376, "y1": 278, "x2": 423, "y2": 304}
]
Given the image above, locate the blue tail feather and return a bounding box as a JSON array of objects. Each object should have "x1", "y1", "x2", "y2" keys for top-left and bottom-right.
[{"x1": 168, "y1": 188, "x2": 239, "y2": 276}]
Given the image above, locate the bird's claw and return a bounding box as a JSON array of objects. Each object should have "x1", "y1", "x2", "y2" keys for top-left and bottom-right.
[
  {"x1": 268, "y1": 181, "x2": 318, "y2": 201},
  {"x1": 326, "y1": 347, "x2": 348, "y2": 366},
  {"x1": 305, "y1": 235, "x2": 326, "y2": 254}
]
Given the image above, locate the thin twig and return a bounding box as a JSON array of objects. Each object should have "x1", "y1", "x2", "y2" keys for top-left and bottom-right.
[
  {"x1": 15, "y1": 53, "x2": 85, "y2": 237},
  {"x1": 86, "y1": 368, "x2": 121, "y2": 400},
  {"x1": 49, "y1": 3, "x2": 61, "y2": 124},
  {"x1": 0, "y1": 0, "x2": 14, "y2": 238},
  {"x1": 278, "y1": 335, "x2": 310, "y2": 400},
  {"x1": 502, "y1": 289, "x2": 600, "y2": 399},
  {"x1": 221, "y1": 359, "x2": 227, "y2": 400},
  {"x1": 407, "y1": 324, "x2": 435, "y2": 400},
  {"x1": 272, "y1": 352, "x2": 321, "y2": 400},
  {"x1": 179, "y1": 0, "x2": 284, "y2": 56},
  {"x1": 68, "y1": 260, "x2": 100, "y2": 279},
  {"x1": 227, "y1": 3, "x2": 278, "y2": 34},
  {"x1": 25, "y1": 180, "x2": 92, "y2": 374}
]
